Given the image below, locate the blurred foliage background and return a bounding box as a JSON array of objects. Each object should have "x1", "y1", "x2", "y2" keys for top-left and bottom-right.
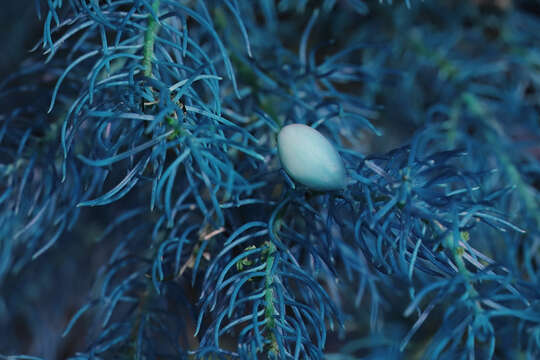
[{"x1": 0, "y1": 0, "x2": 539, "y2": 359}]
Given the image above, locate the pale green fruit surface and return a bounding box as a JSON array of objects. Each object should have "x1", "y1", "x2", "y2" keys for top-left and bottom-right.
[{"x1": 277, "y1": 124, "x2": 346, "y2": 191}]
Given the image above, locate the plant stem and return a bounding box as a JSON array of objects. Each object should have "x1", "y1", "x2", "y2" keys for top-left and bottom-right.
[
  {"x1": 264, "y1": 240, "x2": 278, "y2": 356},
  {"x1": 143, "y1": 0, "x2": 161, "y2": 77}
]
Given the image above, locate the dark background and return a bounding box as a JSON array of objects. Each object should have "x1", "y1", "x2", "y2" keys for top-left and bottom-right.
[{"x1": 0, "y1": 1, "x2": 41, "y2": 78}]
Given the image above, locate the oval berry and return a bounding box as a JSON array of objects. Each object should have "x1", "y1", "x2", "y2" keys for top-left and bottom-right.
[{"x1": 277, "y1": 124, "x2": 346, "y2": 191}]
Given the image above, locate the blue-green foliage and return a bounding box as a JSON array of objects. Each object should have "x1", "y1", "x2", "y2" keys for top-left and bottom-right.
[{"x1": 1, "y1": 0, "x2": 539, "y2": 359}]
